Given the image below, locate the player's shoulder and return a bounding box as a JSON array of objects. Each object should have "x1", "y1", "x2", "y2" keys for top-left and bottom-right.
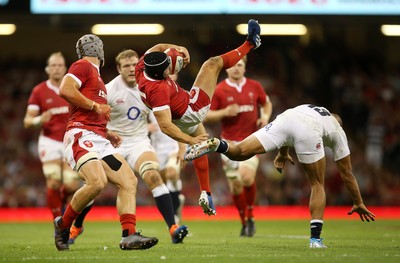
[
  {"x1": 105, "y1": 75, "x2": 121, "y2": 92},
  {"x1": 215, "y1": 79, "x2": 230, "y2": 91},
  {"x1": 70, "y1": 59, "x2": 92, "y2": 72},
  {"x1": 245, "y1": 77, "x2": 263, "y2": 87}
]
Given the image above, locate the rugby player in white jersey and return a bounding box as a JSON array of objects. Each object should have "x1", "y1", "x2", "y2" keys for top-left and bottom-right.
[
  {"x1": 185, "y1": 104, "x2": 376, "y2": 248},
  {"x1": 106, "y1": 49, "x2": 188, "y2": 244}
]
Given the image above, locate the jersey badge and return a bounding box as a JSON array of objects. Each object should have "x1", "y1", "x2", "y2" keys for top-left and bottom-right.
[
  {"x1": 83, "y1": 140, "x2": 94, "y2": 148},
  {"x1": 316, "y1": 143, "x2": 322, "y2": 150}
]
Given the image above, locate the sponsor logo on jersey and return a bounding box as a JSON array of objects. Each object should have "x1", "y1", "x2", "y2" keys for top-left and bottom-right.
[
  {"x1": 50, "y1": 106, "x2": 69, "y2": 115},
  {"x1": 239, "y1": 105, "x2": 254, "y2": 113},
  {"x1": 116, "y1": 98, "x2": 125, "y2": 104},
  {"x1": 127, "y1": 107, "x2": 140, "y2": 120},
  {"x1": 98, "y1": 90, "x2": 107, "y2": 99},
  {"x1": 248, "y1": 92, "x2": 254, "y2": 103}
]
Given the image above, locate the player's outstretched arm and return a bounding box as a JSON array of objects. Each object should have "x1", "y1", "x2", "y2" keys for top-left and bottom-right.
[
  {"x1": 336, "y1": 155, "x2": 375, "y2": 222},
  {"x1": 153, "y1": 109, "x2": 199, "y2": 145}
]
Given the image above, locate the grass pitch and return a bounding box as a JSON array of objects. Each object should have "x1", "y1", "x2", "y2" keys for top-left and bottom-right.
[{"x1": 0, "y1": 220, "x2": 398, "y2": 263}]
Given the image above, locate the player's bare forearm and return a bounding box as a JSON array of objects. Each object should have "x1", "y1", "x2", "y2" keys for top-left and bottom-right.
[
  {"x1": 159, "y1": 124, "x2": 193, "y2": 144},
  {"x1": 260, "y1": 101, "x2": 272, "y2": 123},
  {"x1": 341, "y1": 173, "x2": 364, "y2": 205},
  {"x1": 205, "y1": 105, "x2": 239, "y2": 123},
  {"x1": 153, "y1": 108, "x2": 195, "y2": 144},
  {"x1": 336, "y1": 156, "x2": 364, "y2": 205}
]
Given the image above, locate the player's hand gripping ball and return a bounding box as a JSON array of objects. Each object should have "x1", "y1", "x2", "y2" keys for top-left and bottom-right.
[{"x1": 165, "y1": 48, "x2": 184, "y2": 74}]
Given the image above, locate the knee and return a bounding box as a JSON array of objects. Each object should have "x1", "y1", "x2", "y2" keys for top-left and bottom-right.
[
  {"x1": 143, "y1": 170, "x2": 163, "y2": 189},
  {"x1": 165, "y1": 167, "x2": 179, "y2": 181},
  {"x1": 46, "y1": 177, "x2": 62, "y2": 189},
  {"x1": 203, "y1": 56, "x2": 223, "y2": 70},
  {"x1": 241, "y1": 174, "x2": 254, "y2": 186},
  {"x1": 84, "y1": 183, "x2": 105, "y2": 197},
  {"x1": 230, "y1": 179, "x2": 243, "y2": 195},
  {"x1": 115, "y1": 168, "x2": 138, "y2": 191}
]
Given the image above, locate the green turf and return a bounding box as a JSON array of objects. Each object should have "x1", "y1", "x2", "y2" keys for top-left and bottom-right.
[{"x1": 0, "y1": 220, "x2": 398, "y2": 263}]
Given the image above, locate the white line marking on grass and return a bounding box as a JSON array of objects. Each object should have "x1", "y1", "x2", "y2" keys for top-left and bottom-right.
[{"x1": 265, "y1": 234, "x2": 309, "y2": 239}]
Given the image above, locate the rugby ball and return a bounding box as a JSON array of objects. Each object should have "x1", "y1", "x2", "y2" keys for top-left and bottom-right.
[{"x1": 165, "y1": 48, "x2": 184, "y2": 74}]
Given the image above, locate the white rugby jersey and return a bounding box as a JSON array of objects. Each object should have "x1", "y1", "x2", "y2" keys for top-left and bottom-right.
[
  {"x1": 292, "y1": 104, "x2": 341, "y2": 140},
  {"x1": 289, "y1": 104, "x2": 349, "y2": 156},
  {"x1": 106, "y1": 75, "x2": 151, "y2": 138}
]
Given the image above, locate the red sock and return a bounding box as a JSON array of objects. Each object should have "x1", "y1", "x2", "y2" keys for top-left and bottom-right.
[
  {"x1": 120, "y1": 214, "x2": 137, "y2": 237},
  {"x1": 220, "y1": 41, "x2": 253, "y2": 69},
  {"x1": 47, "y1": 188, "x2": 62, "y2": 219},
  {"x1": 60, "y1": 204, "x2": 80, "y2": 229},
  {"x1": 193, "y1": 155, "x2": 211, "y2": 193},
  {"x1": 60, "y1": 185, "x2": 70, "y2": 206},
  {"x1": 233, "y1": 193, "x2": 246, "y2": 225},
  {"x1": 244, "y1": 182, "x2": 256, "y2": 218}
]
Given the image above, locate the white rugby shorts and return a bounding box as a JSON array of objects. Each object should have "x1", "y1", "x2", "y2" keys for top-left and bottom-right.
[
  {"x1": 254, "y1": 111, "x2": 326, "y2": 164},
  {"x1": 116, "y1": 136, "x2": 155, "y2": 171},
  {"x1": 172, "y1": 86, "x2": 210, "y2": 135},
  {"x1": 64, "y1": 128, "x2": 118, "y2": 170},
  {"x1": 38, "y1": 135, "x2": 65, "y2": 162}
]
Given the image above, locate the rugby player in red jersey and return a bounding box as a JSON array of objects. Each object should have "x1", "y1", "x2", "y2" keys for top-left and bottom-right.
[
  {"x1": 52, "y1": 34, "x2": 158, "y2": 251},
  {"x1": 136, "y1": 19, "x2": 262, "y2": 216},
  {"x1": 204, "y1": 56, "x2": 272, "y2": 236},
  {"x1": 24, "y1": 52, "x2": 85, "y2": 221}
]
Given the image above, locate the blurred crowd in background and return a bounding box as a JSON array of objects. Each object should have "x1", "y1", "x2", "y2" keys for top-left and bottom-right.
[{"x1": 0, "y1": 37, "x2": 399, "y2": 209}]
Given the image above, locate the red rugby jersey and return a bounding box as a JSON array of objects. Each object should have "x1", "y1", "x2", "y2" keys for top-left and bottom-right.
[
  {"x1": 135, "y1": 57, "x2": 190, "y2": 120},
  {"x1": 27, "y1": 80, "x2": 69, "y2": 141},
  {"x1": 65, "y1": 59, "x2": 108, "y2": 138},
  {"x1": 210, "y1": 78, "x2": 268, "y2": 141}
]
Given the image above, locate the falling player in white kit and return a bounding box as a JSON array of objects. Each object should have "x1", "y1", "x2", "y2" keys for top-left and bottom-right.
[
  {"x1": 185, "y1": 104, "x2": 375, "y2": 248},
  {"x1": 106, "y1": 49, "x2": 188, "y2": 244}
]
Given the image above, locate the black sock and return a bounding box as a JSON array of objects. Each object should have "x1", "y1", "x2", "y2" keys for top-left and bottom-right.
[
  {"x1": 216, "y1": 140, "x2": 229, "y2": 153},
  {"x1": 155, "y1": 194, "x2": 176, "y2": 228},
  {"x1": 122, "y1": 229, "x2": 129, "y2": 238},
  {"x1": 310, "y1": 221, "x2": 323, "y2": 239},
  {"x1": 74, "y1": 204, "x2": 93, "y2": 228},
  {"x1": 169, "y1": 191, "x2": 180, "y2": 215}
]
